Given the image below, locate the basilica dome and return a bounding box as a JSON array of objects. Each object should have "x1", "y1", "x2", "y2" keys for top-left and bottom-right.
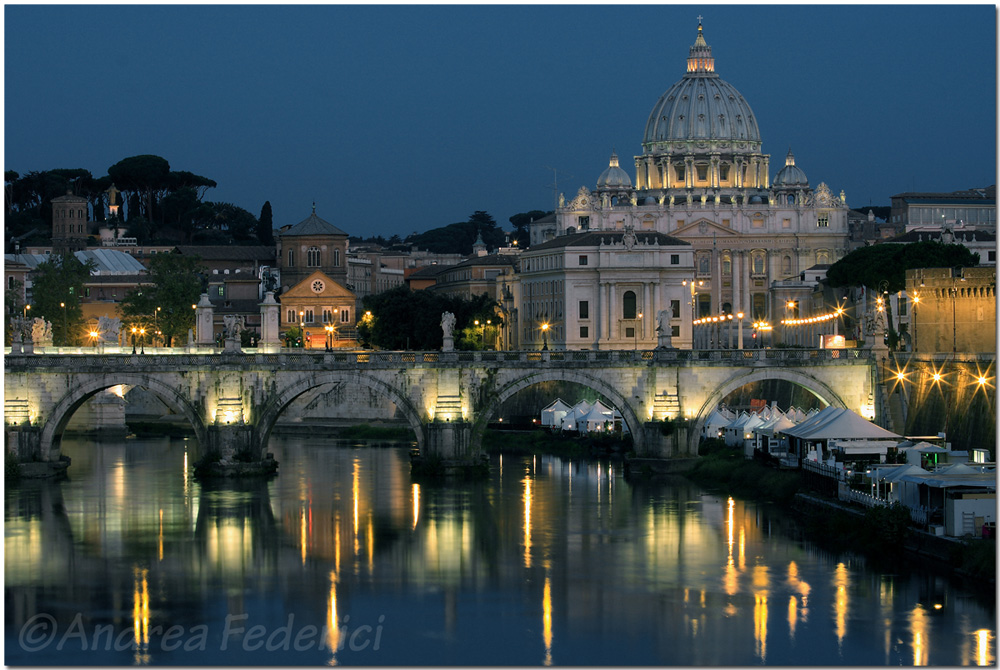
[
  {"x1": 596, "y1": 152, "x2": 632, "y2": 189},
  {"x1": 641, "y1": 22, "x2": 761, "y2": 151}
]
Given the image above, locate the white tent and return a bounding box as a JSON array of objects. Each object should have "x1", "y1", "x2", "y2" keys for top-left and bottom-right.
[
  {"x1": 577, "y1": 405, "x2": 614, "y2": 434},
  {"x1": 703, "y1": 406, "x2": 736, "y2": 439},
  {"x1": 540, "y1": 398, "x2": 572, "y2": 427},
  {"x1": 561, "y1": 401, "x2": 592, "y2": 431},
  {"x1": 783, "y1": 406, "x2": 901, "y2": 463}
]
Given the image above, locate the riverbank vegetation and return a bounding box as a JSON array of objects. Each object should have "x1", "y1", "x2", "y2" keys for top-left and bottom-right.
[{"x1": 684, "y1": 438, "x2": 806, "y2": 505}]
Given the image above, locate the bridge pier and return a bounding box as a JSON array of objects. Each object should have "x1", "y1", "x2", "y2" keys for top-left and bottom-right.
[
  {"x1": 197, "y1": 424, "x2": 277, "y2": 478},
  {"x1": 5, "y1": 426, "x2": 70, "y2": 478},
  {"x1": 416, "y1": 421, "x2": 487, "y2": 475}
]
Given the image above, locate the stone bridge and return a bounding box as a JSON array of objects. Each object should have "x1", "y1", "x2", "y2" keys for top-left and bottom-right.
[{"x1": 4, "y1": 348, "x2": 876, "y2": 469}]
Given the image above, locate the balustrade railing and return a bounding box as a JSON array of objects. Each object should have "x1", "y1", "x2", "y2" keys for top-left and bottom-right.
[{"x1": 5, "y1": 347, "x2": 872, "y2": 369}]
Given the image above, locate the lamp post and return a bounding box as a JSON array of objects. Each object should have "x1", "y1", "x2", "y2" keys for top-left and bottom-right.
[
  {"x1": 325, "y1": 324, "x2": 334, "y2": 351},
  {"x1": 635, "y1": 312, "x2": 642, "y2": 350},
  {"x1": 486, "y1": 319, "x2": 492, "y2": 350},
  {"x1": 475, "y1": 319, "x2": 481, "y2": 349},
  {"x1": 131, "y1": 326, "x2": 138, "y2": 354},
  {"x1": 59, "y1": 302, "x2": 67, "y2": 346},
  {"x1": 726, "y1": 313, "x2": 734, "y2": 349},
  {"x1": 737, "y1": 312, "x2": 744, "y2": 350},
  {"x1": 139, "y1": 327, "x2": 145, "y2": 354},
  {"x1": 911, "y1": 293, "x2": 919, "y2": 352},
  {"x1": 541, "y1": 322, "x2": 549, "y2": 351},
  {"x1": 90, "y1": 329, "x2": 99, "y2": 349},
  {"x1": 299, "y1": 310, "x2": 305, "y2": 349},
  {"x1": 154, "y1": 307, "x2": 160, "y2": 347}
]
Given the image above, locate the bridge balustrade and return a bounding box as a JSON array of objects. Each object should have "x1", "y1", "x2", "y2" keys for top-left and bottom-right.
[{"x1": 4, "y1": 348, "x2": 872, "y2": 370}]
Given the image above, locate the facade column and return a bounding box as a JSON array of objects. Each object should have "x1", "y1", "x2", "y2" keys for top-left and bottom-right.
[
  {"x1": 685, "y1": 157, "x2": 694, "y2": 189},
  {"x1": 643, "y1": 282, "x2": 652, "y2": 340},
  {"x1": 712, "y1": 250, "x2": 722, "y2": 315},
  {"x1": 732, "y1": 251, "x2": 742, "y2": 316},
  {"x1": 608, "y1": 284, "x2": 617, "y2": 344}
]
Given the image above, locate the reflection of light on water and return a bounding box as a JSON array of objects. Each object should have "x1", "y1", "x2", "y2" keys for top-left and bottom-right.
[
  {"x1": 300, "y1": 507, "x2": 307, "y2": 565},
  {"x1": 754, "y1": 593, "x2": 767, "y2": 662},
  {"x1": 879, "y1": 578, "x2": 894, "y2": 663},
  {"x1": 833, "y1": 563, "x2": 849, "y2": 650},
  {"x1": 785, "y1": 561, "x2": 810, "y2": 635},
  {"x1": 352, "y1": 459, "x2": 360, "y2": 556},
  {"x1": 542, "y1": 571, "x2": 553, "y2": 666},
  {"x1": 132, "y1": 566, "x2": 150, "y2": 664},
  {"x1": 158, "y1": 509, "x2": 163, "y2": 562},
  {"x1": 412, "y1": 483, "x2": 420, "y2": 530},
  {"x1": 723, "y1": 497, "x2": 738, "y2": 596},
  {"x1": 975, "y1": 629, "x2": 994, "y2": 666},
  {"x1": 909, "y1": 604, "x2": 929, "y2": 666},
  {"x1": 327, "y1": 570, "x2": 340, "y2": 665},
  {"x1": 788, "y1": 596, "x2": 797, "y2": 639},
  {"x1": 523, "y1": 476, "x2": 532, "y2": 568}
]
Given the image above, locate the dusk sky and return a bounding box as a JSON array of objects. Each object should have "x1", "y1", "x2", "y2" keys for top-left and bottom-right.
[{"x1": 4, "y1": 4, "x2": 996, "y2": 240}]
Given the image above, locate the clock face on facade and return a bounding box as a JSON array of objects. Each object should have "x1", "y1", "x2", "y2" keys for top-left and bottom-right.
[{"x1": 311, "y1": 279, "x2": 325, "y2": 293}]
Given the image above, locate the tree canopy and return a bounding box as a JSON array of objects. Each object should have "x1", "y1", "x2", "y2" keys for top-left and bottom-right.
[
  {"x1": 404, "y1": 211, "x2": 507, "y2": 255},
  {"x1": 826, "y1": 241, "x2": 980, "y2": 292},
  {"x1": 119, "y1": 253, "x2": 203, "y2": 346},
  {"x1": 508, "y1": 210, "x2": 551, "y2": 246},
  {"x1": 27, "y1": 254, "x2": 95, "y2": 345},
  {"x1": 359, "y1": 286, "x2": 501, "y2": 351}
]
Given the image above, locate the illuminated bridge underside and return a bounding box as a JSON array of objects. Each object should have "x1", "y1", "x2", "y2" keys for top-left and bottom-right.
[{"x1": 4, "y1": 349, "x2": 874, "y2": 462}]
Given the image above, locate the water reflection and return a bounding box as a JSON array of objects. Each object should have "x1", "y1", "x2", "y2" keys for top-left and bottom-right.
[{"x1": 3, "y1": 438, "x2": 995, "y2": 666}]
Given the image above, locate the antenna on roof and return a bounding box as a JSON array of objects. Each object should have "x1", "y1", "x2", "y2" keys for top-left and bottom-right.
[{"x1": 544, "y1": 166, "x2": 573, "y2": 211}]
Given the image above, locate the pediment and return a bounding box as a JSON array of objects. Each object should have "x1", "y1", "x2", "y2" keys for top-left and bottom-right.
[
  {"x1": 283, "y1": 271, "x2": 356, "y2": 299},
  {"x1": 672, "y1": 218, "x2": 740, "y2": 239}
]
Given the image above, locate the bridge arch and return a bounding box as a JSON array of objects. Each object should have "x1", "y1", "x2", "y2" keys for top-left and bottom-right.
[
  {"x1": 255, "y1": 371, "x2": 426, "y2": 452},
  {"x1": 688, "y1": 367, "x2": 850, "y2": 453},
  {"x1": 470, "y1": 369, "x2": 645, "y2": 453},
  {"x1": 39, "y1": 373, "x2": 209, "y2": 460}
]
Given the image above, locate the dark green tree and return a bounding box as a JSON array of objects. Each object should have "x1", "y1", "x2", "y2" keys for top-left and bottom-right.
[
  {"x1": 508, "y1": 210, "x2": 551, "y2": 246},
  {"x1": 405, "y1": 211, "x2": 507, "y2": 255},
  {"x1": 28, "y1": 254, "x2": 95, "y2": 346},
  {"x1": 360, "y1": 287, "x2": 502, "y2": 350},
  {"x1": 257, "y1": 201, "x2": 275, "y2": 246},
  {"x1": 119, "y1": 253, "x2": 202, "y2": 347},
  {"x1": 827, "y1": 241, "x2": 979, "y2": 293},
  {"x1": 108, "y1": 155, "x2": 172, "y2": 223}
]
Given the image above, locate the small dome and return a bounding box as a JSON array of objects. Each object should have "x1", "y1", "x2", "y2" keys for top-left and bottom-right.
[
  {"x1": 643, "y1": 196, "x2": 658, "y2": 205},
  {"x1": 773, "y1": 149, "x2": 808, "y2": 187},
  {"x1": 596, "y1": 152, "x2": 632, "y2": 189}
]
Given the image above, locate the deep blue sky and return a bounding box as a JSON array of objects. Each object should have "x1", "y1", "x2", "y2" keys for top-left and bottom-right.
[{"x1": 5, "y1": 4, "x2": 996, "y2": 238}]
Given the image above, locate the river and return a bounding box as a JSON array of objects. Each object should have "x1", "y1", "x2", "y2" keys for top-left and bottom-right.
[{"x1": 4, "y1": 435, "x2": 995, "y2": 665}]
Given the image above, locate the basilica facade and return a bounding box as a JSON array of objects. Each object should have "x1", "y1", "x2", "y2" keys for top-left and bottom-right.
[{"x1": 527, "y1": 21, "x2": 850, "y2": 349}]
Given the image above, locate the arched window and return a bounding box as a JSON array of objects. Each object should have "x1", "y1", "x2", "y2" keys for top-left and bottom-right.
[
  {"x1": 722, "y1": 253, "x2": 731, "y2": 275},
  {"x1": 788, "y1": 194, "x2": 795, "y2": 204},
  {"x1": 782, "y1": 255, "x2": 792, "y2": 274},
  {"x1": 698, "y1": 254, "x2": 710, "y2": 274},
  {"x1": 816, "y1": 249, "x2": 830, "y2": 265},
  {"x1": 307, "y1": 246, "x2": 321, "y2": 267},
  {"x1": 622, "y1": 291, "x2": 637, "y2": 319},
  {"x1": 752, "y1": 252, "x2": 765, "y2": 275}
]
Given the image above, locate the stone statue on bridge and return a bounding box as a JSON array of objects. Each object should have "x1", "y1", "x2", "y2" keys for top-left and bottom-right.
[
  {"x1": 655, "y1": 309, "x2": 675, "y2": 349},
  {"x1": 223, "y1": 314, "x2": 245, "y2": 340},
  {"x1": 441, "y1": 312, "x2": 456, "y2": 352},
  {"x1": 98, "y1": 316, "x2": 122, "y2": 345},
  {"x1": 32, "y1": 318, "x2": 53, "y2": 346}
]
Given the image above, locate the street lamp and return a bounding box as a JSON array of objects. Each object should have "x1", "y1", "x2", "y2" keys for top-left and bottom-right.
[
  {"x1": 737, "y1": 312, "x2": 745, "y2": 350},
  {"x1": 131, "y1": 326, "x2": 138, "y2": 354},
  {"x1": 139, "y1": 327, "x2": 146, "y2": 354},
  {"x1": 60, "y1": 302, "x2": 67, "y2": 346},
  {"x1": 325, "y1": 324, "x2": 335, "y2": 351},
  {"x1": 726, "y1": 313, "x2": 733, "y2": 349},
  {"x1": 635, "y1": 312, "x2": 642, "y2": 350},
  {"x1": 89, "y1": 329, "x2": 99, "y2": 349},
  {"x1": 475, "y1": 319, "x2": 481, "y2": 349},
  {"x1": 299, "y1": 310, "x2": 305, "y2": 349},
  {"x1": 541, "y1": 322, "x2": 549, "y2": 351}
]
